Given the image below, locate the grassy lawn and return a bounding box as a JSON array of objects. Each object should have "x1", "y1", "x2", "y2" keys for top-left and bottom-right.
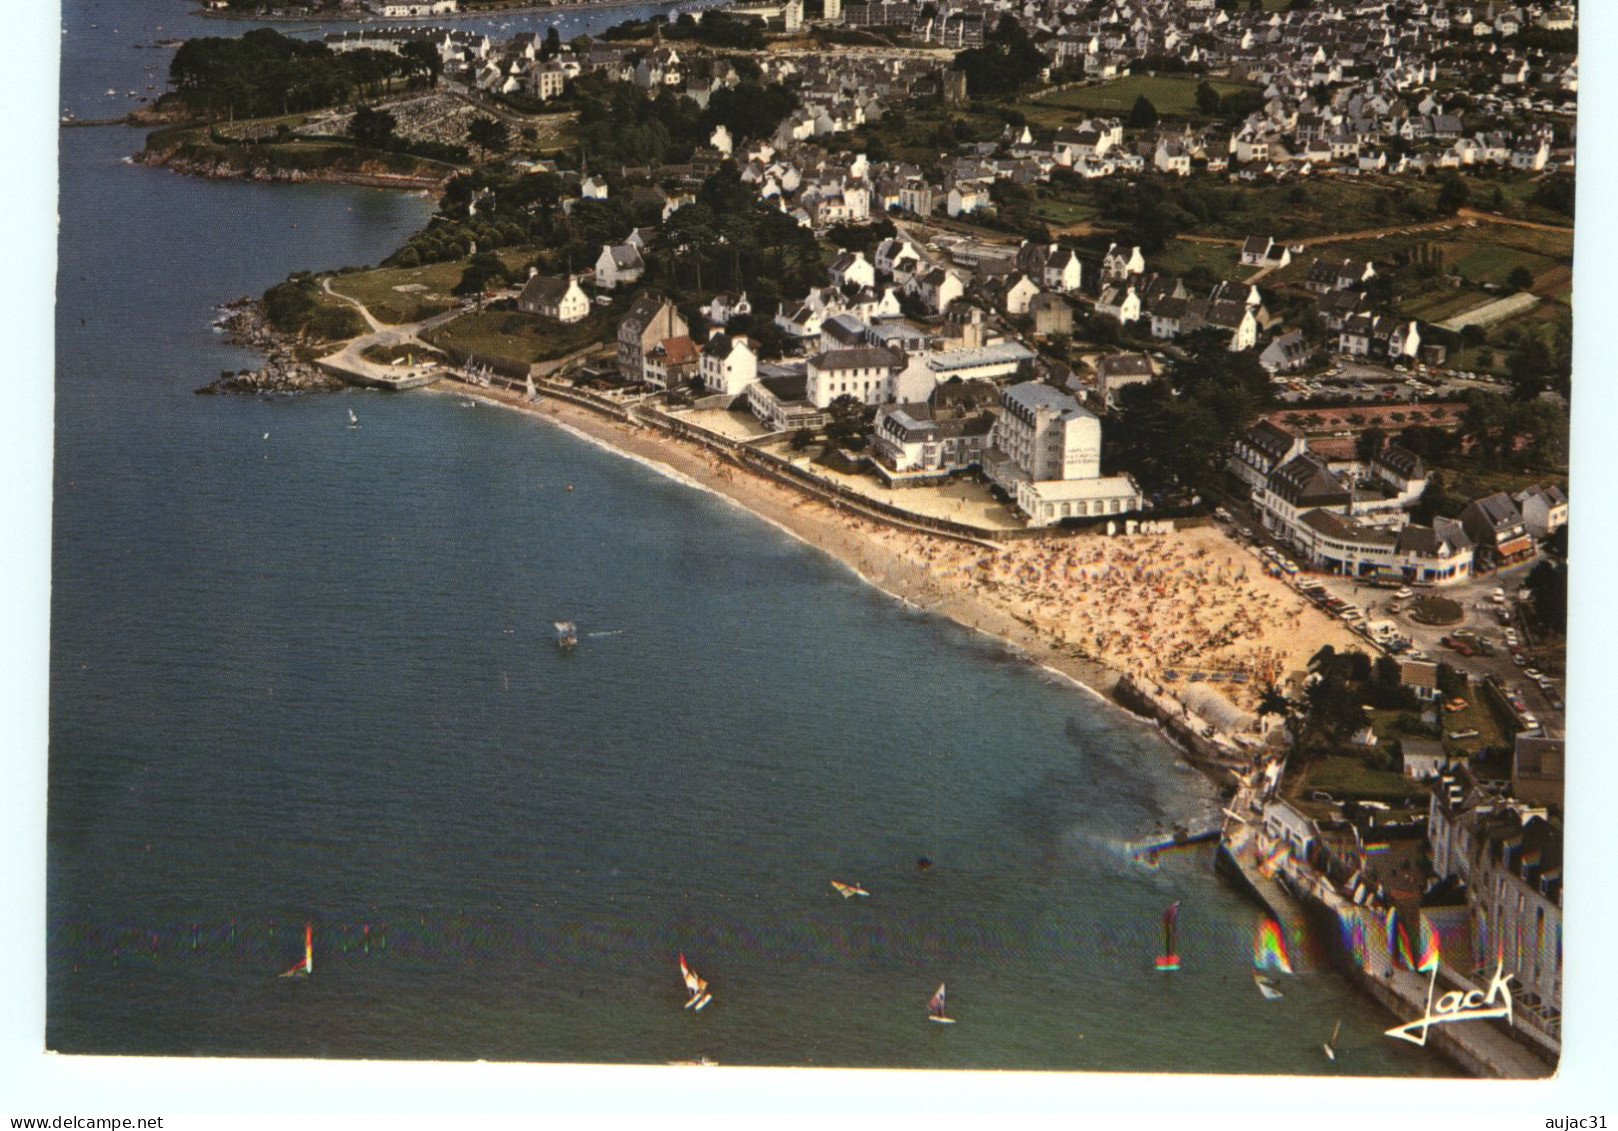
[
  {"x1": 425, "y1": 308, "x2": 610, "y2": 367},
  {"x1": 1291, "y1": 754, "x2": 1431, "y2": 804},
  {"x1": 328, "y1": 249, "x2": 536, "y2": 324},
  {"x1": 1031, "y1": 74, "x2": 1252, "y2": 119},
  {"x1": 1156, "y1": 238, "x2": 1248, "y2": 281},
  {"x1": 1029, "y1": 194, "x2": 1099, "y2": 227}
]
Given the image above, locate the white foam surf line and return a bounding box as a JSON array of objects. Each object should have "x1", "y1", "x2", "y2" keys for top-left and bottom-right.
[{"x1": 440, "y1": 386, "x2": 1149, "y2": 719}]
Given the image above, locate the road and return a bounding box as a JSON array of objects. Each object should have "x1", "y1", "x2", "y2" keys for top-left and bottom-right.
[{"x1": 1216, "y1": 499, "x2": 1563, "y2": 737}]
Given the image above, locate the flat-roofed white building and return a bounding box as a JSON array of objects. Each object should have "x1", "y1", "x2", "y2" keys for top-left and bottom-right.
[{"x1": 984, "y1": 382, "x2": 1142, "y2": 526}]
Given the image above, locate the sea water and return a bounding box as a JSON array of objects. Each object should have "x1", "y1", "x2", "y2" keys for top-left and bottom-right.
[{"x1": 48, "y1": 0, "x2": 1450, "y2": 1076}]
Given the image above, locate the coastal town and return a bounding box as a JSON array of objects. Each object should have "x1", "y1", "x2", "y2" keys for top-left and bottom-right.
[{"x1": 137, "y1": 0, "x2": 1572, "y2": 1078}]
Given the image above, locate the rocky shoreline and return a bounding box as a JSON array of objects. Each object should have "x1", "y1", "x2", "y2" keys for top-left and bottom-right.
[
  {"x1": 136, "y1": 148, "x2": 453, "y2": 191},
  {"x1": 196, "y1": 299, "x2": 347, "y2": 395}
]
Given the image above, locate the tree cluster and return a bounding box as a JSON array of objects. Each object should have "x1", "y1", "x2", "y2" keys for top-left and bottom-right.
[
  {"x1": 952, "y1": 16, "x2": 1046, "y2": 98},
  {"x1": 1105, "y1": 330, "x2": 1272, "y2": 495},
  {"x1": 571, "y1": 74, "x2": 799, "y2": 167},
  {"x1": 170, "y1": 29, "x2": 430, "y2": 119}
]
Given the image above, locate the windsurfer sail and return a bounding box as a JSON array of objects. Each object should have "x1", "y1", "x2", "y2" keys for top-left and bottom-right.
[
  {"x1": 1253, "y1": 972, "x2": 1284, "y2": 1000},
  {"x1": 554, "y1": 621, "x2": 578, "y2": 648},
  {"x1": 926, "y1": 982, "x2": 955, "y2": 1024},
  {"x1": 830, "y1": 880, "x2": 870, "y2": 898},
  {"x1": 1323, "y1": 1018, "x2": 1341, "y2": 1061},
  {"x1": 679, "y1": 953, "x2": 711, "y2": 1011},
  {"x1": 279, "y1": 921, "x2": 312, "y2": 978},
  {"x1": 348, "y1": 408, "x2": 359, "y2": 429},
  {"x1": 1155, "y1": 901, "x2": 1181, "y2": 970}
]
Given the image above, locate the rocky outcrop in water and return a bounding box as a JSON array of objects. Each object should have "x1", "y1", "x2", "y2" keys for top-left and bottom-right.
[{"x1": 196, "y1": 299, "x2": 345, "y2": 395}]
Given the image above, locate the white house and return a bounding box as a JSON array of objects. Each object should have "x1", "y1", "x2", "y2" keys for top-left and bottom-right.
[
  {"x1": 827, "y1": 250, "x2": 876, "y2": 291},
  {"x1": 701, "y1": 290, "x2": 751, "y2": 327},
  {"x1": 805, "y1": 347, "x2": 901, "y2": 408},
  {"x1": 700, "y1": 333, "x2": 759, "y2": 398},
  {"x1": 946, "y1": 184, "x2": 992, "y2": 218},
  {"x1": 517, "y1": 273, "x2": 589, "y2": 324},
  {"x1": 1003, "y1": 273, "x2": 1042, "y2": 316},
  {"x1": 594, "y1": 242, "x2": 644, "y2": 290},
  {"x1": 1514, "y1": 485, "x2": 1568, "y2": 540}
]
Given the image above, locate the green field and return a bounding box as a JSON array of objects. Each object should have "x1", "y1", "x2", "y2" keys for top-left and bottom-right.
[
  {"x1": 1290, "y1": 754, "x2": 1430, "y2": 804},
  {"x1": 1031, "y1": 74, "x2": 1253, "y2": 119},
  {"x1": 1155, "y1": 238, "x2": 1248, "y2": 282},
  {"x1": 426, "y1": 307, "x2": 610, "y2": 367},
  {"x1": 328, "y1": 249, "x2": 534, "y2": 325}
]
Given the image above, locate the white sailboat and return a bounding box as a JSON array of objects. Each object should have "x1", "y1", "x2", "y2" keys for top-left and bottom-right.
[
  {"x1": 926, "y1": 983, "x2": 955, "y2": 1024},
  {"x1": 1253, "y1": 972, "x2": 1284, "y2": 1001},
  {"x1": 348, "y1": 408, "x2": 359, "y2": 429},
  {"x1": 554, "y1": 621, "x2": 578, "y2": 648},
  {"x1": 679, "y1": 953, "x2": 712, "y2": 1011}
]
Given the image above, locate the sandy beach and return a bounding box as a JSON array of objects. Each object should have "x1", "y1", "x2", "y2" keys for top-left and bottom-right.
[{"x1": 451, "y1": 379, "x2": 1365, "y2": 727}]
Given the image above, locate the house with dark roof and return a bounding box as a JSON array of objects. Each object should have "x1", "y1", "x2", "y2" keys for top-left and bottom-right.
[
  {"x1": 805, "y1": 346, "x2": 902, "y2": 408},
  {"x1": 1460, "y1": 492, "x2": 1536, "y2": 568},
  {"x1": 1259, "y1": 328, "x2": 1312, "y2": 373},
  {"x1": 871, "y1": 391, "x2": 996, "y2": 482},
  {"x1": 1095, "y1": 352, "x2": 1154, "y2": 407},
  {"x1": 746, "y1": 366, "x2": 830, "y2": 433},
  {"x1": 1427, "y1": 771, "x2": 1562, "y2": 1051},
  {"x1": 643, "y1": 335, "x2": 700, "y2": 390},
  {"x1": 593, "y1": 241, "x2": 645, "y2": 290},
  {"x1": 1513, "y1": 484, "x2": 1568, "y2": 540},
  {"x1": 517, "y1": 273, "x2": 589, "y2": 324},
  {"x1": 1393, "y1": 518, "x2": 1473, "y2": 584},
  {"x1": 1229, "y1": 418, "x2": 1307, "y2": 495},
  {"x1": 616, "y1": 294, "x2": 688, "y2": 383},
  {"x1": 1258, "y1": 453, "x2": 1352, "y2": 539},
  {"x1": 700, "y1": 333, "x2": 758, "y2": 398}
]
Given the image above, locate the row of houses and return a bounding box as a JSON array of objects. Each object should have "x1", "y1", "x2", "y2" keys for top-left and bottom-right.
[{"x1": 1228, "y1": 416, "x2": 1564, "y2": 580}]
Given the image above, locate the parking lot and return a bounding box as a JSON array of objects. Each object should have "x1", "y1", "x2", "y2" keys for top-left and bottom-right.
[
  {"x1": 1212, "y1": 506, "x2": 1562, "y2": 741},
  {"x1": 1271, "y1": 358, "x2": 1511, "y2": 405}
]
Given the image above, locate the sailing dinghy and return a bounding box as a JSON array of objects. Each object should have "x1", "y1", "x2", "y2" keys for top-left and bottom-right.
[
  {"x1": 1323, "y1": 1018, "x2": 1341, "y2": 1061},
  {"x1": 830, "y1": 880, "x2": 869, "y2": 899},
  {"x1": 926, "y1": 983, "x2": 955, "y2": 1024},
  {"x1": 679, "y1": 953, "x2": 712, "y2": 1011},
  {"x1": 1155, "y1": 901, "x2": 1181, "y2": 971},
  {"x1": 279, "y1": 921, "x2": 312, "y2": 978}
]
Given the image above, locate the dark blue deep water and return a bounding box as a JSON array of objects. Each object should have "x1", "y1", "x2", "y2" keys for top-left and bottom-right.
[{"x1": 48, "y1": 0, "x2": 1451, "y2": 1076}]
